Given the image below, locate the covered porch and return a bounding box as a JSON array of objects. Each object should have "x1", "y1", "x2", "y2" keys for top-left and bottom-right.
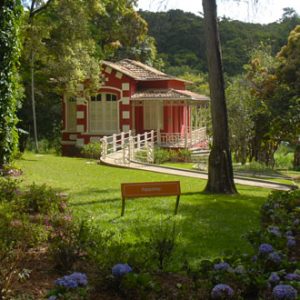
[{"x1": 130, "y1": 89, "x2": 209, "y2": 149}]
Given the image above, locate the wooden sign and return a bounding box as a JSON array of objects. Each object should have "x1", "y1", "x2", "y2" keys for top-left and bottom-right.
[{"x1": 121, "y1": 181, "x2": 181, "y2": 216}]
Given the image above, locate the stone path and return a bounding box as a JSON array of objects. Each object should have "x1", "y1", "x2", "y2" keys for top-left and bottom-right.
[{"x1": 101, "y1": 153, "x2": 297, "y2": 191}]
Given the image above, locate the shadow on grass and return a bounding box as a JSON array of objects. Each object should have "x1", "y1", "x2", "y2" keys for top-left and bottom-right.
[{"x1": 70, "y1": 197, "x2": 120, "y2": 207}]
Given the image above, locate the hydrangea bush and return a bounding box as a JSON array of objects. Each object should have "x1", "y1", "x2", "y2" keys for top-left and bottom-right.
[
  {"x1": 48, "y1": 272, "x2": 88, "y2": 299},
  {"x1": 194, "y1": 189, "x2": 300, "y2": 299}
]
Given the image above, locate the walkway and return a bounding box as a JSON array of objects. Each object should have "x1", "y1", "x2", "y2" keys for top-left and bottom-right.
[{"x1": 101, "y1": 153, "x2": 297, "y2": 191}]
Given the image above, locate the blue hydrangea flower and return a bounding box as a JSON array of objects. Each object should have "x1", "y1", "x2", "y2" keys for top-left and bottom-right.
[
  {"x1": 284, "y1": 273, "x2": 300, "y2": 281},
  {"x1": 252, "y1": 255, "x2": 258, "y2": 262},
  {"x1": 285, "y1": 231, "x2": 293, "y2": 237},
  {"x1": 55, "y1": 272, "x2": 88, "y2": 289},
  {"x1": 214, "y1": 262, "x2": 230, "y2": 271},
  {"x1": 48, "y1": 296, "x2": 57, "y2": 300},
  {"x1": 268, "y1": 252, "x2": 281, "y2": 265},
  {"x1": 112, "y1": 263, "x2": 132, "y2": 277},
  {"x1": 287, "y1": 237, "x2": 296, "y2": 248},
  {"x1": 272, "y1": 284, "x2": 298, "y2": 300},
  {"x1": 68, "y1": 272, "x2": 88, "y2": 286},
  {"x1": 268, "y1": 226, "x2": 281, "y2": 237},
  {"x1": 258, "y1": 243, "x2": 274, "y2": 255},
  {"x1": 211, "y1": 284, "x2": 234, "y2": 299},
  {"x1": 269, "y1": 272, "x2": 280, "y2": 284}
]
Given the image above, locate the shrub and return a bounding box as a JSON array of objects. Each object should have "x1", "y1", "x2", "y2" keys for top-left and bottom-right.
[
  {"x1": 147, "y1": 220, "x2": 179, "y2": 270},
  {"x1": 0, "y1": 204, "x2": 48, "y2": 299},
  {"x1": 154, "y1": 148, "x2": 170, "y2": 164},
  {"x1": 49, "y1": 218, "x2": 91, "y2": 272},
  {"x1": 135, "y1": 150, "x2": 148, "y2": 163},
  {"x1": 81, "y1": 141, "x2": 101, "y2": 160},
  {"x1": 47, "y1": 272, "x2": 88, "y2": 299},
  {"x1": 0, "y1": 177, "x2": 20, "y2": 202},
  {"x1": 17, "y1": 183, "x2": 67, "y2": 215},
  {"x1": 274, "y1": 144, "x2": 294, "y2": 170},
  {"x1": 178, "y1": 149, "x2": 192, "y2": 162}
]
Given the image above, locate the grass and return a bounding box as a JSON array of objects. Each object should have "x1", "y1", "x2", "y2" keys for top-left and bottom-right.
[
  {"x1": 17, "y1": 152, "x2": 271, "y2": 268},
  {"x1": 161, "y1": 162, "x2": 299, "y2": 186}
]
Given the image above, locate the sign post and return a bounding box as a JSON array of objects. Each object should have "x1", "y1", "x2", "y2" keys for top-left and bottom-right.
[{"x1": 121, "y1": 181, "x2": 181, "y2": 216}]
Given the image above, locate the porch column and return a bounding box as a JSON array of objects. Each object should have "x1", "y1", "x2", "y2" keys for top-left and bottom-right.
[
  {"x1": 184, "y1": 100, "x2": 188, "y2": 148},
  {"x1": 156, "y1": 100, "x2": 161, "y2": 145}
]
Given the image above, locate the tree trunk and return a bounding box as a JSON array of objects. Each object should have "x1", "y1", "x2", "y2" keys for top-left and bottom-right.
[
  {"x1": 202, "y1": 0, "x2": 237, "y2": 194},
  {"x1": 31, "y1": 52, "x2": 39, "y2": 152},
  {"x1": 294, "y1": 143, "x2": 300, "y2": 170}
]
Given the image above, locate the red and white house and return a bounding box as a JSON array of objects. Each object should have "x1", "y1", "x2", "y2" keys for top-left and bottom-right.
[{"x1": 62, "y1": 59, "x2": 209, "y2": 156}]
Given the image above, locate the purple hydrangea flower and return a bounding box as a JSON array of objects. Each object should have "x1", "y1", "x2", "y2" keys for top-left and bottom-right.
[
  {"x1": 268, "y1": 252, "x2": 281, "y2": 265},
  {"x1": 252, "y1": 255, "x2": 258, "y2": 262},
  {"x1": 259, "y1": 243, "x2": 274, "y2": 255},
  {"x1": 284, "y1": 273, "x2": 300, "y2": 281},
  {"x1": 287, "y1": 237, "x2": 296, "y2": 248},
  {"x1": 69, "y1": 272, "x2": 88, "y2": 286},
  {"x1": 268, "y1": 226, "x2": 281, "y2": 237},
  {"x1": 285, "y1": 231, "x2": 293, "y2": 237},
  {"x1": 272, "y1": 284, "x2": 298, "y2": 300},
  {"x1": 214, "y1": 262, "x2": 230, "y2": 271},
  {"x1": 211, "y1": 284, "x2": 234, "y2": 299},
  {"x1": 55, "y1": 272, "x2": 88, "y2": 289},
  {"x1": 112, "y1": 263, "x2": 132, "y2": 277},
  {"x1": 269, "y1": 272, "x2": 280, "y2": 284}
]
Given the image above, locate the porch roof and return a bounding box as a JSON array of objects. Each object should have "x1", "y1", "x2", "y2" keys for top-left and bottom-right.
[{"x1": 131, "y1": 89, "x2": 210, "y2": 102}]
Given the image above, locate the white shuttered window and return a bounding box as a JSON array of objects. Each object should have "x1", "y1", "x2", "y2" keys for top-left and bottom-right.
[{"x1": 89, "y1": 93, "x2": 118, "y2": 133}]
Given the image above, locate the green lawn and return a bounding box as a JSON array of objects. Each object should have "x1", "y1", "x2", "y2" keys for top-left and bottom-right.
[
  {"x1": 17, "y1": 152, "x2": 271, "y2": 267},
  {"x1": 162, "y1": 162, "x2": 298, "y2": 186}
]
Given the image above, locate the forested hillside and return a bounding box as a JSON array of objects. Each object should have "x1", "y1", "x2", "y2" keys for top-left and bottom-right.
[{"x1": 140, "y1": 9, "x2": 300, "y2": 76}]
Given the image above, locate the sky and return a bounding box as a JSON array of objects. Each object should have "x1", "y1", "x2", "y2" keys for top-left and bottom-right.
[{"x1": 137, "y1": 0, "x2": 300, "y2": 24}]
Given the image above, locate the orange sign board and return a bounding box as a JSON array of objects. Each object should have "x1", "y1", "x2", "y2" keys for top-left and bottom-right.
[{"x1": 121, "y1": 181, "x2": 181, "y2": 198}]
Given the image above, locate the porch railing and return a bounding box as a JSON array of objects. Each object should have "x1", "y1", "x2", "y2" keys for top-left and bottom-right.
[
  {"x1": 101, "y1": 127, "x2": 207, "y2": 164},
  {"x1": 159, "y1": 127, "x2": 206, "y2": 148},
  {"x1": 101, "y1": 130, "x2": 156, "y2": 164}
]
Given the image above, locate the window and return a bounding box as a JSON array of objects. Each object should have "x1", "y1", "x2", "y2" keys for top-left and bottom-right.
[
  {"x1": 91, "y1": 94, "x2": 102, "y2": 101},
  {"x1": 89, "y1": 93, "x2": 118, "y2": 133},
  {"x1": 106, "y1": 94, "x2": 117, "y2": 101},
  {"x1": 66, "y1": 97, "x2": 76, "y2": 131}
]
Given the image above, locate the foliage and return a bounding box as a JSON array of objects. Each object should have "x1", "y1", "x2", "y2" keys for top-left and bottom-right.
[
  {"x1": 48, "y1": 218, "x2": 91, "y2": 272},
  {"x1": 0, "y1": 177, "x2": 20, "y2": 202},
  {"x1": 191, "y1": 189, "x2": 300, "y2": 299},
  {"x1": 227, "y1": 41, "x2": 300, "y2": 167},
  {"x1": 17, "y1": 182, "x2": 67, "y2": 215},
  {"x1": 147, "y1": 219, "x2": 179, "y2": 270},
  {"x1": 19, "y1": 0, "x2": 158, "y2": 143},
  {"x1": 274, "y1": 144, "x2": 294, "y2": 170},
  {"x1": 80, "y1": 141, "x2": 101, "y2": 160},
  {"x1": 154, "y1": 148, "x2": 170, "y2": 164},
  {"x1": 120, "y1": 272, "x2": 160, "y2": 298},
  {"x1": 277, "y1": 25, "x2": 300, "y2": 169},
  {"x1": 140, "y1": 9, "x2": 300, "y2": 77},
  {"x1": 0, "y1": 1, "x2": 23, "y2": 167},
  {"x1": 0, "y1": 202, "x2": 48, "y2": 298},
  {"x1": 47, "y1": 272, "x2": 88, "y2": 299}
]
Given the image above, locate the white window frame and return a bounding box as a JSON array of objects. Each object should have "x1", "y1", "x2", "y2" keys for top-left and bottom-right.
[{"x1": 88, "y1": 93, "x2": 120, "y2": 134}]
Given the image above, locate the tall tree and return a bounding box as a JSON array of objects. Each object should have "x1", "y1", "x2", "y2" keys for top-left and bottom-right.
[
  {"x1": 202, "y1": 0, "x2": 237, "y2": 193},
  {"x1": 0, "y1": 0, "x2": 23, "y2": 167},
  {"x1": 277, "y1": 25, "x2": 300, "y2": 168},
  {"x1": 22, "y1": 0, "x2": 54, "y2": 152}
]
